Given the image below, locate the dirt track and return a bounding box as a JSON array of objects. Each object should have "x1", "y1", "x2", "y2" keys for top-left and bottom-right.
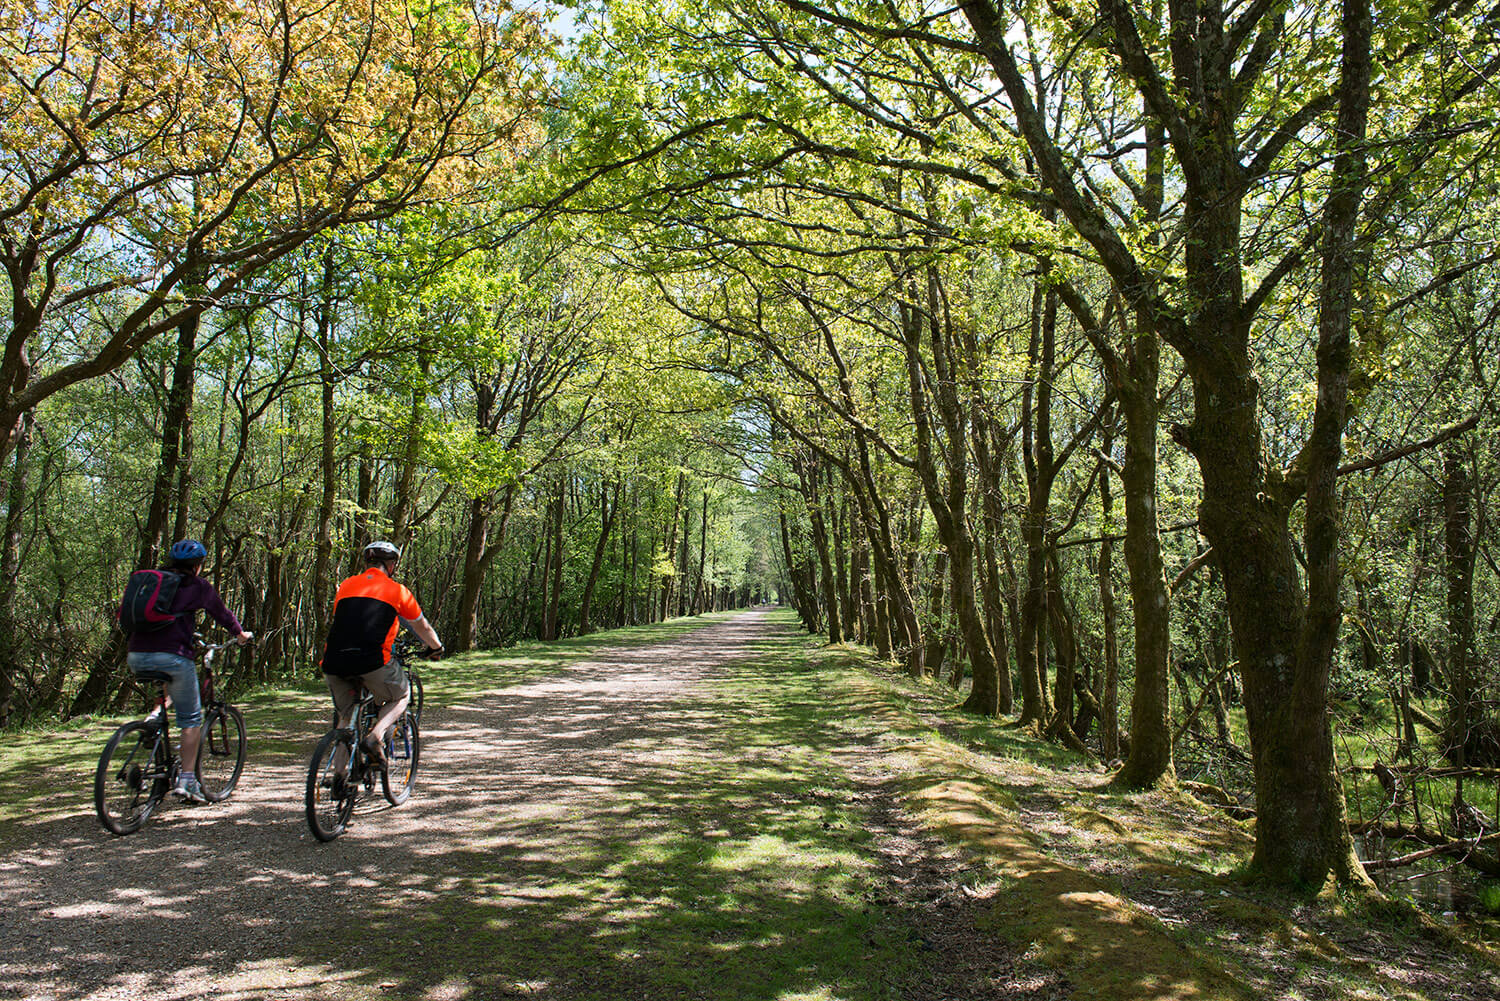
[{"x1": 1, "y1": 610, "x2": 1001, "y2": 1001}]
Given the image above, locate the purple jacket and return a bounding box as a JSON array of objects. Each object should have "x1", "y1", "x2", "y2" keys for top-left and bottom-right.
[{"x1": 123, "y1": 572, "x2": 244, "y2": 659}]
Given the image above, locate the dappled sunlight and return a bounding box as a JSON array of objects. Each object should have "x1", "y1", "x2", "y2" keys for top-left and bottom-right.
[
  {"x1": 839, "y1": 654, "x2": 1500, "y2": 1001},
  {"x1": 842, "y1": 673, "x2": 1264, "y2": 1001},
  {"x1": 11, "y1": 609, "x2": 1461, "y2": 1001},
  {"x1": 2, "y1": 610, "x2": 940, "y2": 1000}
]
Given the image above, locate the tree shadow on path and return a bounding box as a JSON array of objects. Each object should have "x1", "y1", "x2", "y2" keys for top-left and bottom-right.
[{"x1": 1, "y1": 610, "x2": 1007, "y2": 1001}]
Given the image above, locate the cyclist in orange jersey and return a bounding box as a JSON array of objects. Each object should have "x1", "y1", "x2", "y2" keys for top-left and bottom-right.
[{"x1": 321, "y1": 541, "x2": 442, "y2": 767}]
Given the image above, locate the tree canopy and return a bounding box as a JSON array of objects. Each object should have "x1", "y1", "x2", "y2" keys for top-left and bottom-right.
[{"x1": 2, "y1": 0, "x2": 1499, "y2": 898}]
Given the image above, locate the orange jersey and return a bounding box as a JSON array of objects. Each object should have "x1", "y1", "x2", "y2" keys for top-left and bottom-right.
[{"x1": 321, "y1": 567, "x2": 423, "y2": 677}]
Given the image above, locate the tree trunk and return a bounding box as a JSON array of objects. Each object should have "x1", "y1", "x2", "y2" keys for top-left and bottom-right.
[
  {"x1": 899, "y1": 273, "x2": 999, "y2": 713},
  {"x1": 457, "y1": 492, "x2": 493, "y2": 651},
  {"x1": 852, "y1": 527, "x2": 879, "y2": 652},
  {"x1": 1045, "y1": 553, "x2": 1079, "y2": 740},
  {"x1": 543, "y1": 492, "x2": 561, "y2": 642},
  {"x1": 798, "y1": 453, "x2": 842, "y2": 644},
  {"x1": 691, "y1": 489, "x2": 710, "y2": 615},
  {"x1": 924, "y1": 550, "x2": 949, "y2": 679},
  {"x1": 834, "y1": 487, "x2": 854, "y2": 636},
  {"x1": 355, "y1": 447, "x2": 375, "y2": 555},
  {"x1": 1099, "y1": 424, "x2": 1121, "y2": 761},
  {"x1": 972, "y1": 409, "x2": 1015, "y2": 714},
  {"x1": 852, "y1": 444, "x2": 922, "y2": 674},
  {"x1": 1443, "y1": 439, "x2": 1477, "y2": 769},
  {"x1": 778, "y1": 505, "x2": 816, "y2": 633},
  {"x1": 961, "y1": 0, "x2": 1375, "y2": 887},
  {"x1": 0, "y1": 410, "x2": 34, "y2": 725},
  {"x1": 1111, "y1": 324, "x2": 1174, "y2": 788},
  {"x1": 1015, "y1": 283, "x2": 1054, "y2": 727},
  {"x1": 69, "y1": 304, "x2": 199, "y2": 717},
  {"x1": 658, "y1": 473, "x2": 686, "y2": 622},
  {"x1": 579, "y1": 479, "x2": 621, "y2": 634},
  {"x1": 313, "y1": 247, "x2": 338, "y2": 642},
  {"x1": 545, "y1": 484, "x2": 565, "y2": 639}
]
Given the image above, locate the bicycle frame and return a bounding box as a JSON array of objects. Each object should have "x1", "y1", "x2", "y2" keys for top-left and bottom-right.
[
  {"x1": 306, "y1": 671, "x2": 420, "y2": 840},
  {"x1": 136, "y1": 680, "x2": 178, "y2": 765},
  {"x1": 97, "y1": 638, "x2": 246, "y2": 835}
]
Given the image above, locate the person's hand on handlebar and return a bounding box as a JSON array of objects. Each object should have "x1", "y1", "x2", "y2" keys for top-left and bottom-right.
[
  {"x1": 235, "y1": 630, "x2": 254, "y2": 646},
  {"x1": 423, "y1": 645, "x2": 444, "y2": 662}
]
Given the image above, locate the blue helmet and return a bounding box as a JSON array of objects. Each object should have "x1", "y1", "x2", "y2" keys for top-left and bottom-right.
[{"x1": 168, "y1": 539, "x2": 208, "y2": 562}]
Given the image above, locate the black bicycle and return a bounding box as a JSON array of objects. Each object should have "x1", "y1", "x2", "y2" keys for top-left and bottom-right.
[
  {"x1": 323, "y1": 637, "x2": 424, "y2": 728},
  {"x1": 399, "y1": 636, "x2": 425, "y2": 724},
  {"x1": 305, "y1": 677, "x2": 421, "y2": 841},
  {"x1": 94, "y1": 639, "x2": 248, "y2": 836}
]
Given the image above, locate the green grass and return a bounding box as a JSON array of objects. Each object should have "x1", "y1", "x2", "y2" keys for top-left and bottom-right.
[
  {"x1": 9, "y1": 607, "x2": 1497, "y2": 1000},
  {"x1": 294, "y1": 607, "x2": 924, "y2": 1000},
  {"x1": 10, "y1": 609, "x2": 926, "y2": 1000},
  {"x1": 808, "y1": 629, "x2": 1500, "y2": 1000}
]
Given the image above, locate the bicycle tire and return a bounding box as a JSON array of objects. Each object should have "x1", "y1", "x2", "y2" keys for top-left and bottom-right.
[
  {"x1": 381, "y1": 711, "x2": 420, "y2": 806},
  {"x1": 196, "y1": 704, "x2": 246, "y2": 803},
  {"x1": 407, "y1": 670, "x2": 424, "y2": 723},
  {"x1": 95, "y1": 721, "x2": 170, "y2": 836},
  {"x1": 305, "y1": 729, "x2": 356, "y2": 842}
]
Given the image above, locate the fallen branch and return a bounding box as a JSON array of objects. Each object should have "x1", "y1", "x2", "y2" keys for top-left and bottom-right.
[
  {"x1": 1347, "y1": 763, "x2": 1500, "y2": 780},
  {"x1": 1169, "y1": 548, "x2": 1216, "y2": 595},
  {"x1": 1350, "y1": 821, "x2": 1442, "y2": 840},
  {"x1": 1181, "y1": 780, "x2": 1255, "y2": 819},
  {"x1": 1358, "y1": 830, "x2": 1500, "y2": 877},
  {"x1": 1360, "y1": 832, "x2": 1499, "y2": 869},
  {"x1": 1406, "y1": 703, "x2": 1444, "y2": 734}
]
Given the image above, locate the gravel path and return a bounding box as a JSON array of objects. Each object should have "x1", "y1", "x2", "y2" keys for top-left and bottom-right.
[
  {"x1": 1, "y1": 610, "x2": 998, "y2": 1001},
  {"x1": 11, "y1": 609, "x2": 1478, "y2": 1001}
]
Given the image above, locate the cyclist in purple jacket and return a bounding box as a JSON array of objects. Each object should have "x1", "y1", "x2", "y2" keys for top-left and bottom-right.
[{"x1": 122, "y1": 539, "x2": 253, "y2": 802}]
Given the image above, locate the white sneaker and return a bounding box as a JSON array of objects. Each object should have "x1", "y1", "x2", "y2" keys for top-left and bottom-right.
[{"x1": 172, "y1": 775, "x2": 208, "y2": 803}]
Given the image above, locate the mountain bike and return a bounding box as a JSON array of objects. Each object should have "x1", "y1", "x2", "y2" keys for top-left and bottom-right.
[
  {"x1": 323, "y1": 636, "x2": 425, "y2": 728},
  {"x1": 305, "y1": 675, "x2": 421, "y2": 842},
  {"x1": 397, "y1": 635, "x2": 425, "y2": 723},
  {"x1": 94, "y1": 639, "x2": 248, "y2": 836}
]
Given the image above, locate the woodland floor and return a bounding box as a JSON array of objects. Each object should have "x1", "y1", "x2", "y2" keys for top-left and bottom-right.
[{"x1": 2, "y1": 607, "x2": 1498, "y2": 1001}]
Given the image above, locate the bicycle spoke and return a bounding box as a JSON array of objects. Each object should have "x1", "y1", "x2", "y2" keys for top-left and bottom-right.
[
  {"x1": 95, "y1": 722, "x2": 169, "y2": 836},
  {"x1": 306, "y1": 729, "x2": 356, "y2": 841},
  {"x1": 196, "y1": 704, "x2": 247, "y2": 803}
]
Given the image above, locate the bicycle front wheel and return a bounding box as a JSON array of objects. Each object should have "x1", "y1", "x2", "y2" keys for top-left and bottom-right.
[
  {"x1": 306, "y1": 729, "x2": 356, "y2": 842},
  {"x1": 381, "y1": 711, "x2": 420, "y2": 806},
  {"x1": 406, "y1": 671, "x2": 424, "y2": 723},
  {"x1": 95, "y1": 721, "x2": 170, "y2": 836},
  {"x1": 197, "y1": 704, "x2": 246, "y2": 802}
]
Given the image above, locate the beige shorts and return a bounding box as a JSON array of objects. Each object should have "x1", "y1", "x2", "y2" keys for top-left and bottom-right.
[{"x1": 325, "y1": 660, "x2": 409, "y2": 720}]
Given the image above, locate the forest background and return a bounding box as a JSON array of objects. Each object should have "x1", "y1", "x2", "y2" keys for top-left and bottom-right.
[{"x1": 2, "y1": 0, "x2": 1499, "y2": 902}]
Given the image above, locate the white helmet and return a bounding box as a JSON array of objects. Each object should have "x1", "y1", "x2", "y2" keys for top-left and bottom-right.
[{"x1": 363, "y1": 540, "x2": 401, "y2": 562}]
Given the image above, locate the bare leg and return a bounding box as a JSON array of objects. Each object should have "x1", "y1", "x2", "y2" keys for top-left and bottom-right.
[
  {"x1": 180, "y1": 726, "x2": 202, "y2": 776},
  {"x1": 368, "y1": 693, "x2": 410, "y2": 744}
]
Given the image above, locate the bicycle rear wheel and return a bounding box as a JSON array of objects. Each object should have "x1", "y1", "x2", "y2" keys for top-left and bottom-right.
[
  {"x1": 381, "y1": 711, "x2": 420, "y2": 806},
  {"x1": 197, "y1": 704, "x2": 246, "y2": 802},
  {"x1": 305, "y1": 729, "x2": 356, "y2": 841},
  {"x1": 95, "y1": 721, "x2": 170, "y2": 836}
]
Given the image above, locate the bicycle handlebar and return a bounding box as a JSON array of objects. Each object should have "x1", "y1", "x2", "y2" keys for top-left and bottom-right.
[
  {"x1": 392, "y1": 634, "x2": 442, "y2": 661},
  {"x1": 192, "y1": 632, "x2": 253, "y2": 657}
]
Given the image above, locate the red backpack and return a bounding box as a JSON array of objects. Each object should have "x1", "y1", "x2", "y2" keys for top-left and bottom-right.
[{"x1": 119, "y1": 570, "x2": 184, "y2": 634}]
